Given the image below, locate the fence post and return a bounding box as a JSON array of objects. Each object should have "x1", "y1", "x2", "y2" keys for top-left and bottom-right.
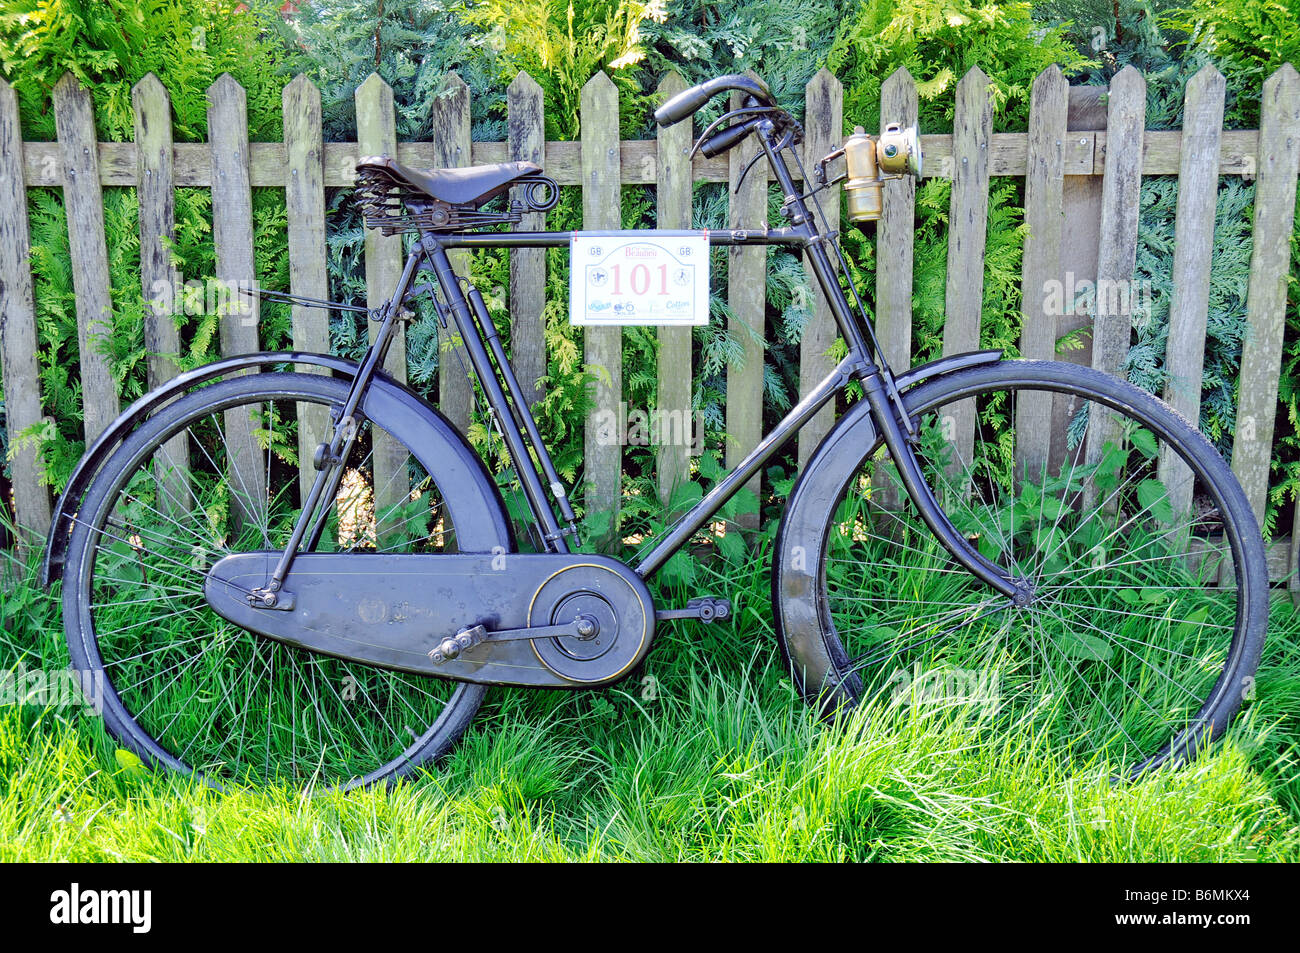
[
  {"x1": 942, "y1": 66, "x2": 992, "y2": 479},
  {"x1": 580, "y1": 71, "x2": 622, "y2": 536},
  {"x1": 433, "y1": 72, "x2": 473, "y2": 435},
  {"x1": 655, "y1": 70, "x2": 693, "y2": 508},
  {"x1": 876, "y1": 67, "x2": 918, "y2": 373},
  {"x1": 797, "y1": 68, "x2": 843, "y2": 469},
  {"x1": 1016, "y1": 65, "x2": 1068, "y2": 481},
  {"x1": 1233, "y1": 65, "x2": 1300, "y2": 542},
  {"x1": 53, "y1": 73, "x2": 120, "y2": 444},
  {"x1": 1046, "y1": 85, "x2": 1107, "y2": 474},
  {"x1": 283, "y1": 73, "x2": 331, "y2": 505},
  {"x1": 508, "y1": 70, "x2": 547, "y2": 408},
  {"x1": 208, "y1": 73, "x2": 266, "y2": 533},
  {"x1": 133, "y1": 73, "x2": 191, "y2": 516},
  {"x1": 727, "y1": 81, "x2": 767, "y2": 529},
  {"x1": 1086, "y1": 66, "x2": 1145, "y2": 484},
  {"x1": 356, "y1": 73, "x2": 409, "y2": 542},
  {"x1": 1160, "y1": 65, "x2": 1225, "y2": 519},
  {"x1": 0, "y1": 80, "x2": 52, "y2": 545},
  {"x1": 873, "y1": 67, "x2": 919, "y2": 507}
]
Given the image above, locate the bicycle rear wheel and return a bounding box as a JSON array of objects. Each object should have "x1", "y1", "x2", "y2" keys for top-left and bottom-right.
[
  {"x1": 62, "y1": 372, "x2": 506, "y2": 789},
  {"x1": 774, "y1": 361, "x2": 1268, "y2": 776}
]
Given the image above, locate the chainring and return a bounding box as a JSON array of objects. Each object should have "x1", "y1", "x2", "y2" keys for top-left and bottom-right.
[{"x1": 528, "y1": 563, "x2": 654, "y2": 683}]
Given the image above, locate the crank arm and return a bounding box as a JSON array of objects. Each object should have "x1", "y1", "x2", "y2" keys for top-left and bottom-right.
[
  {"x1": 429, "y1": 615, "x2": 597, "y2": 663},
  {"x1": 656, "y1": 596, "x2": 731, "y2": 623}
]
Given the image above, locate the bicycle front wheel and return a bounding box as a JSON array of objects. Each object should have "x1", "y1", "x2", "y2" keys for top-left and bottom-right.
[
  {"x1": 774, "y1": 360, "x2": 1268, "y2": 777},
  {"x1": 62, "y1": 372, "x2": 506, "y2": 789}
]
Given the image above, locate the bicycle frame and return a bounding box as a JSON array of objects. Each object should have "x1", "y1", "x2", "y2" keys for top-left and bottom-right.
[{"x1": 262, "y1": 117, "x2": 1026, "y2": 606}]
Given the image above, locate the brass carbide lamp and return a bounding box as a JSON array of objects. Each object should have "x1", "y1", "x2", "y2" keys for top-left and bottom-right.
[{"x1": 842, "y1": 123, "x2": 923, "y2": 223}]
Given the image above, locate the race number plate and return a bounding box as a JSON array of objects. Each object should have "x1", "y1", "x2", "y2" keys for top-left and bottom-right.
[{"x1": 570, "y1": 231, "x2": 710, "y2": 326}]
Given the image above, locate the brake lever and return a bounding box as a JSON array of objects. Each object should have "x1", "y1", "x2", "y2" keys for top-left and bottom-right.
[{"x1": 689, "y1": 105, "x2": 782, "y2": 159}]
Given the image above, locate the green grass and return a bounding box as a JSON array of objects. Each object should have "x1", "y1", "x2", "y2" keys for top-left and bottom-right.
[{"x1": 2, "y1": 536, "x2": 1298, "y2": 863}]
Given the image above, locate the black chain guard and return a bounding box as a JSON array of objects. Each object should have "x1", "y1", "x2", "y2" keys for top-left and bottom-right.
[{"x1": 203, "y1": 551, "x2": 655, "y2": 689}]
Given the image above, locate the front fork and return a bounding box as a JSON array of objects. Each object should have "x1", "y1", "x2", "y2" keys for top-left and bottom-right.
[
  {"x1": 755, "y1": 120, "x2": 1029, "y2": 607},
  {"x1": 859, "y1": 368, "x2": 1032, "y2": 606}
]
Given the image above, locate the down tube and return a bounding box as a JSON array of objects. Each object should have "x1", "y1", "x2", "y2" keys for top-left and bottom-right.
[{"x1": 634, "y1": 357, "x2": 857, "y2": 579}]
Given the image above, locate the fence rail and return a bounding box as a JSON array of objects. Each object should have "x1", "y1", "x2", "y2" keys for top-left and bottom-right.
[{"x1": 1, "y1": 64, "x2": 1298, "y2": 581}]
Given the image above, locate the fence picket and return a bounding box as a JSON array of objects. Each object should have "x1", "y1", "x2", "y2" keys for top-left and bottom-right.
[
  {"x1": 1160, "y1": 65, "x2": 1225, "y2": 520},
  {"x1": 942, "y1": 66, "x2": 992, "y2": 479},
  {"x1": 655, "y1": 71, "x2": 693, "y2": 508},
  {"x1": 283, "y1": 73, "x2": 331, "y2": 505},
  {"x1": 133, "y1": 73, "x2": 191, "y2": 515},
  {"x1": 1047, "y1": 87, "x2": 1105, "y2": 474},
  {"x1": 1016, "y1": 65, "x2": 1068, "y2": 481},
  {"x1": 433, "y1": 73, "x2": 473, "y2": 435},
  {"x1": 580, "y1": 72, "x2": 623, "y2": 536},
  {"x1": 727, "y1": 83, "x2": 767, "y2": 529},
  {"x1": 508, "y1": 70, "x2": 547, "y2": 408},
  {"x1": 1086, "y1": 66, "x2": 1146, "y2": 482},
  {"x1": 53, "y1": 73, "x2": 120, "y2": 444},
  {"x1": 1232, "y1": 65, "x2": 1300, "y2": 539},
  {"x1": 208, "y1": 74, "x2": 266, "y2": 531},
  {"x1": 0, "y1": 80, "x2": 51, "y2": 544},
  {"x1": 355, "y1": 73, "x2": 409, "y2": 542},
  {"x1": 876, "y1": 68, "x2": 918, "y2": 373},
  {"x1": 872, "y1": 68, "x2": 919, "y2": 508},
  {"x1": 796, "y1": 68, "x2": 843, "y2": 469}
]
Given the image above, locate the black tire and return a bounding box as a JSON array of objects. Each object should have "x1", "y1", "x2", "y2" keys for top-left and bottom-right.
[
  {"x1": 774, "y1": 361, "x2": 1268, "y2": 777},
  {"x1": 63, "y1": 372, "x2": 505, "y2": 789}
]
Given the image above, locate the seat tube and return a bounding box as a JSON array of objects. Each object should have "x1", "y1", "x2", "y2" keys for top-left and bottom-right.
[{"x1": 421, "y1": 236, "x2": 568, "y2": 549}]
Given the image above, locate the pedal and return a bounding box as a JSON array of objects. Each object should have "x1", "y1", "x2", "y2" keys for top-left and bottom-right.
[{"x1": 657, "y1": 597, "x2": 731, "y2": 623}]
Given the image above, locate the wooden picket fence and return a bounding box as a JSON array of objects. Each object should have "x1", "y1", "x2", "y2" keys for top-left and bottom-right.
[{"x1": 1, "y1": 63, "x2": 1298, "y2": 580}]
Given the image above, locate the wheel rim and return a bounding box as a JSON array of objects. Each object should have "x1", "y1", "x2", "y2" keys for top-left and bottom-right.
[
  {"x1": 820, "y1": 376, "x2": 1253, "y2": 775},
  {"x1": 71, "y1": 379, "x2": 481, "y2": 788}
]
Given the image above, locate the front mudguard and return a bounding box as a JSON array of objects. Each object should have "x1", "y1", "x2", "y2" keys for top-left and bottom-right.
[
  {"x1": 772, "y1": 349, "x2": 1002, "y2": 705},
  {"x1": 41, "y1": 351, "x2": 510, "y2": 585}
]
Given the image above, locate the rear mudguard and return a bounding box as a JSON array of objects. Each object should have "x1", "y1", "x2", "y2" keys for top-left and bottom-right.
[
  {"x1": 42, "y1": 352, "x2": 511, "y2": 585},
  {"x1": 772, "y1": 349, "x2": 1003, "y2": 703}
]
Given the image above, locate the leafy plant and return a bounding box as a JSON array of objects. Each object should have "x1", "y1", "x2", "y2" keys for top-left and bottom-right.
[
  {"x1": 828, "y1": 0, "x2": 1092, "y2": 134},
  {"x1": 465, "y1": 0, "x2": 666, "y2": 139},
  {"x1": 0, "y1": 0, "x2": 294, "y2": 491}
]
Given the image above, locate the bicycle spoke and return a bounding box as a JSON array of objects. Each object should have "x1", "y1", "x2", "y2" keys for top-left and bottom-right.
[
  {"x1": 812, "y1": 376, "x2": 1254, "y2": 775},
  {"x1": 75, "y1": 387, "x2": 474, "y2": 788}
]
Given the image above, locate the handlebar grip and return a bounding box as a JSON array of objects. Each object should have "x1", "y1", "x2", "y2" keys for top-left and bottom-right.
[
  {"x1": 699, "y1": 119, "x2": 758, "y2": 159},
  {"x1": 654, "y1": 74, "x2": 774, "y2": 127}
]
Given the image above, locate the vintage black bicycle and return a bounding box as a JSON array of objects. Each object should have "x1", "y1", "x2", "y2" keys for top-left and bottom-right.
[{"x1": 44, "y1": 75, "x2": 1268, "y2": 788}]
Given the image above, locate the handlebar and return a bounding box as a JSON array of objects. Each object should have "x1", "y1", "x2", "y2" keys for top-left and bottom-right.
[
  {"x1": 654, "y1": 74, "x2": 775, "y2": 127},
  {"x1": 699, "y1": 117, "x2": 760, "y2": 159}
]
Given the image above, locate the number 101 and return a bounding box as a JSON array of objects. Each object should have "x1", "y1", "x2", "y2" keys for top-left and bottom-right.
[{"x1": 606, "y1": 263, "x2": 671, "y2": 295}]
